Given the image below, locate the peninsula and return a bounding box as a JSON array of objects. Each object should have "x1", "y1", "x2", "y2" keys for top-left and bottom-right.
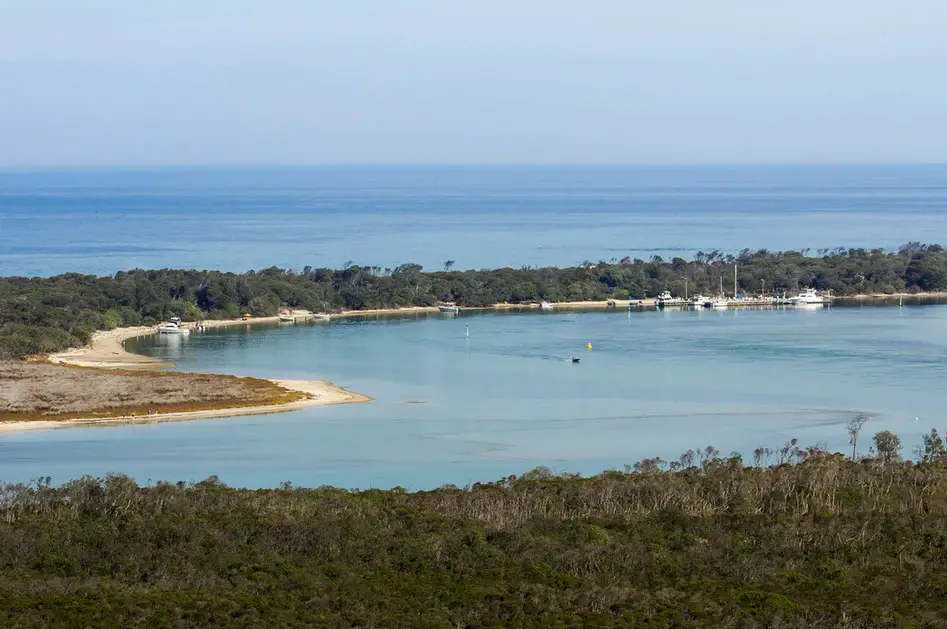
[
  {"x1": 2, "y1": 243, "x2": 946, "y2": 360},
  {"x1": 2, "y1": 243, "x2": 945, "y2": 428}
]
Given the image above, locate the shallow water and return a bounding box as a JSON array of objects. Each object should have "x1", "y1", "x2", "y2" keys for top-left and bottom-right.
[{"x1": 1, "y1": 304, "x2": 944, "y2": 489}]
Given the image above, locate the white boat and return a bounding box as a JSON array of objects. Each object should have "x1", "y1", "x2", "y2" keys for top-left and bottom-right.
[
  {"x1": 438, "y1": 303, "x2": 461, "y2": 313},
  {"x1": 540, "y1": 301, "x2": 555, "y2": 310},
  {"x1": 157, "y1": 317, "x2": 190, "y2": 335},
  {"x1": 704, "y1": 296, "x2": 729, "y2": 309},
  {"x1": 656, "y1": 290, "x2": 686, "y2": 307},
  {"x1": 278, "y1": 314, "x2": 295, "y2": 323},
  {"x1": 789, "y1": 288, "x2": 826, "y2": 307},
  {"x1": 688, "y1": 294, "x2": 708, "y2": 308}
]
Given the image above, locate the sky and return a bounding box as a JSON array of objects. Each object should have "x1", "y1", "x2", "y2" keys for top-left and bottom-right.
[{"x1": 0, "y1": 0, "x2": 945, "y2": 166}]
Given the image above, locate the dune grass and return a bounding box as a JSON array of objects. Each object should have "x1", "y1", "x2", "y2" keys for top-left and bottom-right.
[{"x1": 0, "y1": 362, "x2": 306, "y2": 422}]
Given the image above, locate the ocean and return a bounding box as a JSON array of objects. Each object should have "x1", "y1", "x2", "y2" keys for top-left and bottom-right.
[
  {"x1": 1, "y1": 165, "x2": 946, "y2": 277},
  {"x1": 2, "y1": 165, "x2": 946, "y2": 489}
]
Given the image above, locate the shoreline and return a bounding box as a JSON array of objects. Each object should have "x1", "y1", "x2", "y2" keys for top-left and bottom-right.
[
  {"x1": 19, "y1": 311, "x2": 371, "y2": 432},
  {"x1": 19, "y1": 291, "x2": 944, "y2": 431},
  {"x1": 329, "y1": 292, "x2": 947, "y2": 320},
  {"x1": 330, "y1": 300, "x2": 640, "y2": 319},
  {"x1": 0, "y1": 379, "x2": 371, "y2": 434}
]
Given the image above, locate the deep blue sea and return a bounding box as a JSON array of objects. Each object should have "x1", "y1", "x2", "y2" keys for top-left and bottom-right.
[
  {"x1": 1, "y1": 165, "x2": 946, "y2": 277},
  {"x1": 2, "y1": 166, "x2": 947, "y2": 489}
]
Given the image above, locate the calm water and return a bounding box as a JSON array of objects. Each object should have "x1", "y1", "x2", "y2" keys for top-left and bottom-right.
[
  {"x1": 2, "y1": 305, "x2": 945, "y2": 489},
  {"x1": 2, "y1": 165, "x2": 947, "y2": 277}
]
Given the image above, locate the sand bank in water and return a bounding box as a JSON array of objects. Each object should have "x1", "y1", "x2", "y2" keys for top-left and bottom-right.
[
  {"x1": 0, "y1": 379, "x2": 371, "y2": 433},
  {"x1": 13, "y1": 314, "x2": 371, "y2": 432}
]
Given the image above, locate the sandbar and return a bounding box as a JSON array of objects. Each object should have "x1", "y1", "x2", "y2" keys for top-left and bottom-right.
[
  {"x1": 9, "y1": 311, "x2": 371, "y2": 432},
  {"x1": 0, "y1": 379, "x2": 370, "y2": 433}
]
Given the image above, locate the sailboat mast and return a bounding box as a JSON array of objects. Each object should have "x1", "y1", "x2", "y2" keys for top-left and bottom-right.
[{"x1": 734, "y1": 264, "x2": 738, "y2": 298}]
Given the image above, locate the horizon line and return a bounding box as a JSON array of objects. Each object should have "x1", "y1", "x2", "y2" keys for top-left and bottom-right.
[{"x1": 1, "y1": 162, "x2": 946, "y2": 172}]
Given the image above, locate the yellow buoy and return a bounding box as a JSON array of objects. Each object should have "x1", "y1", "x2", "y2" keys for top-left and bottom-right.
[{"x1": 587, "y1": 343, "x2": 592, "y2": 350}]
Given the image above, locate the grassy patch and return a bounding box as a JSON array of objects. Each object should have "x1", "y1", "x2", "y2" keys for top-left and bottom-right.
[{"x1": 0, "y1": 362, "x2": 306, "y2": 422}]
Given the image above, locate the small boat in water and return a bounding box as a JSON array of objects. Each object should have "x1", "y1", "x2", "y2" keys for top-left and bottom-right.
[
  {"x1": 438, "y1": 302, "x2": 461, "y2": 313},
  {"x1": 540, "y1": 301, "x2": 555, "y2": 310},
  {"x1": 571, "y1": 356, "x2": 580, "y2": 363},
  {"x1": 789, "y1": 288, "x2": 826, "y2": 307},
  {"x1": 704, "y1": 296, "x2": 730, "y2": 309},
  {"x1": 278, "y1": 314, "x2": 295, "y2": 323},
  {"x1": 157, "y1": 317, "x2": 190, "y2": 335},
  {"x1": 656, "y1": 290, "x2": 686, "y2": 308},
  {"x1": 688, "y1": 294, "x2": 708, "y2": 308}
]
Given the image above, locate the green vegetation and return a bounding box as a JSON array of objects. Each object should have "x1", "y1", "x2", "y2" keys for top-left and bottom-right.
[
  {"x1": 3, "y1": 242, "x2": 947, "y2": 359},
  {"x1": 2, "y1": 434, "x2": 947, "y2": 628}
]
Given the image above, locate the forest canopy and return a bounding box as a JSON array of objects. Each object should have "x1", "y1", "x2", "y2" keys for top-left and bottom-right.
[{"x1": 2, "y1": 243, "x2": 946, "y2": 359}]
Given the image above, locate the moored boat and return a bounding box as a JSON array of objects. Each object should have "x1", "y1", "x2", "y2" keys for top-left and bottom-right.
[
  {"x1": 438, "y1": 303, "x2": 461, "y2": 313},
  {"x1": 540, "y1": 301, "x2": 554, "y2": 310},
  {"x1": 789, "y1": 288, "x2": 826, "y2": 307},
  {"x1": 704, "y1": 296, "x2": 729, "y2": 309},
  {"x1": 656, "y1": 290, "x2": 686, "y2": 307},
  {"x1": 278, "y1": 314, "x2": 295, "y2": 323},
  {"x1": 157, "y1": 317, "x2": 190, "y2": 335}
]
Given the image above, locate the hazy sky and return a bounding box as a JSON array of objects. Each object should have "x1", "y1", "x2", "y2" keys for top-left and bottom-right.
[{"x1": 1, "y1": 1, "x2": 945, "y2": 165}]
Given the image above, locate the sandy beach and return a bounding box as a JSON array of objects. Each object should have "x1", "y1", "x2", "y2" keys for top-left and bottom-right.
[
  {"x1": 10, "y1": 311, "x2": 371, "y2": 433},
  {"x1": 47, "y1": 310, "x2": 320, "y2": 370},
  {"x1": 0, "y1": 379, "x2": 371, "y2": 433},
  {"x1": 46, "y1": 326, "x2": 173, "y2": 370},
  {"x1": 330, "y1": 300, "x2": 641, "y2": 319}
]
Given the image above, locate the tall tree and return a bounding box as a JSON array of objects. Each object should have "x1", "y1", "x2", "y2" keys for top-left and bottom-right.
[
  {"x1": 872, "y1": 430, "x2": 902, "y2": 464},
  {"x1": 847, "y1": 414, "x2": 869, "y2": 461}
]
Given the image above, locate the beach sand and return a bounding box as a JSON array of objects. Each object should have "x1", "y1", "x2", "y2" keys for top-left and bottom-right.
[
  {"x1": 0, "y1": 380, "x2": 371, "y2": 433},
  {"x1": 330, "y1": 300, "x2": 641, "y2": 319},
  {"x1": 11, "y1": 312, "x2": 371, "y2": 433},
  {"x1": 47, "y1": 326, "x2": 173, "y2": 370}
]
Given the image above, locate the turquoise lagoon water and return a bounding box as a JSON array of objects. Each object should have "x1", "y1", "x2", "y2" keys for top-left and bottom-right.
[{"x1": 2, "y1": 304, "x2": 946, "y2": 489}]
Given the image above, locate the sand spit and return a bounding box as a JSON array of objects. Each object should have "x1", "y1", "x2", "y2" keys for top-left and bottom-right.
[
  {"x1": 0, "y1": 379, "x2": 371, "y2": 434},
  {"x1": 10, "y1": 311, "x2": 371, "y2": 432}
]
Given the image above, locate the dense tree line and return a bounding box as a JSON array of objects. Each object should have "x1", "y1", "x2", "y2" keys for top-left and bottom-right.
[
  {"x1": 3, "y1": 243, "x2": 947, "y2": 359},
  {"x1": 1, "y1": 428, "x2": 945, "y2": 628}
]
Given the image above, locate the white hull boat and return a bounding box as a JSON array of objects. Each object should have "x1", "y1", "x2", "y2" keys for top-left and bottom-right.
[
  {"x1": 656, "y1": 290, "x2": 686, "y2": 307},
  {"x1": 789, "y1": 288, "x2": 826, "y2": 307},
  {"x1": 157, "y1": 317, "x2": 190, "y2": 335}
]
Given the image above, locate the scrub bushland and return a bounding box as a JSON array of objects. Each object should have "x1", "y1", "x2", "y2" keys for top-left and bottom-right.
[{"x1": 2, "y1": 438, "x2": 947, "y2": 628}]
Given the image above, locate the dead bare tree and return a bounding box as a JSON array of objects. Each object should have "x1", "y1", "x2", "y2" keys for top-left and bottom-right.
[{"x1": 847, "y1": 414, "x2": 869, "y2": 461}]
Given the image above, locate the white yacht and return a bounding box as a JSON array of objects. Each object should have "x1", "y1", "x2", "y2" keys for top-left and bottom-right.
[
  {"x1": 540, "y1": 301, "x2": 555, "y2": 310},
  {"x1": 438, "y1": 302, "x2": 461, "y2": 313},
  {"x1": 688, "y1": 294, "x2": 708, "y2": 308},
  {"x1": 157, "y1": 317, "x2": 190, "y2": 335},
  {"x1": 704, "y1": 296, "x2": 730, "y2": 309},
  {"x1": 656, "y1": 290, "x2": 686, "y2": 307},
  {"x1": 789, "y1": 288, "x2": 826, "y2": 307}
]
